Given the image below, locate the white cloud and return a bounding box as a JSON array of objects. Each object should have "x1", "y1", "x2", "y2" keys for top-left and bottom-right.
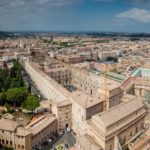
[
  {"x1": 11, "y1": 0, "x2": 25, "y2": 7},
  {"x1": 117, "y1": 8, "x2": 150, "y2": 23},
  {"x1": 37, "y1": 0, "x2": 76, "y2": 6},
  {"x1": 0, "y1": 0, "x2": 76, "y2": 10},
  {"x1": 92, "y1": 0, "x2": 114, "y2": 2}
]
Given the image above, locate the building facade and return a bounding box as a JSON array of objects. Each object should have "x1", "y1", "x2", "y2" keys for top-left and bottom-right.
[{"x1": 0, "y1": 114, "x2": 57, "y2": 150}]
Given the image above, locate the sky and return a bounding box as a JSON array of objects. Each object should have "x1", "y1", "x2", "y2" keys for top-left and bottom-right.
[{"x1": 0, "y1": 0, "x2": 150, "y2": 33}]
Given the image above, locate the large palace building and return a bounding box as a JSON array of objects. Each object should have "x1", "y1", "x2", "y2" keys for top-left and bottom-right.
[{"x1": 0, "y1": 57, "x2": 148, "y2": 150}]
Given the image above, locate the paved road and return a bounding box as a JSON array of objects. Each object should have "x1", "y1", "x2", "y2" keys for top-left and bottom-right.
[{"x1": 42, "y1": 131, "x2": 76, "y2": 150}]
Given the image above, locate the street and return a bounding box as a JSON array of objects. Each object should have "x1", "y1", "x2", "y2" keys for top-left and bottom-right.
[{"x1": 41, "y1": 131, "x2": 76, "y2": 150}]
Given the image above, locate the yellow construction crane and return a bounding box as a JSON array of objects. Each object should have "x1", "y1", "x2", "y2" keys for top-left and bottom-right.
[{"x1": 103, "y1": 64, "x2": 109, "y2": 111}]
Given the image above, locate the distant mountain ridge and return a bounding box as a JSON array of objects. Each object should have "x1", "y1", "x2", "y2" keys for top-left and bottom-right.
[
  {"x1": 0, "y1": 31, "x2": 150, "y2": 38},
  {"x1": 0, "y1": 31, "x2": 11, "y2": 38}
]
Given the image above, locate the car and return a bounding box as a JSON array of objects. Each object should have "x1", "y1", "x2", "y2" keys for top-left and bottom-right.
[
  {"x1": 47, "y1": 138, "x2": 52, "y2": 143},
  {"x1": 50, "y1": 136, "x2": 55, "y2": 140},
  {"x1": 42, "y1": 141, "x2": 48, "y2": 146},
  {"x1": 58, "y1": 131, "x2": 63, "y2": 136},
  {"x1": 33, "y1": 147, "x2": 42, "y2": 150},
  {"x1": 72, "y1": 131, "x2": 76, "y2": 136},
  {"x1": 65, "y1": 143, "x2": 69, "y2": 148},
  {"x1": 55, "y1": 144, "x2": 65, "y2": 150},
  {"x1": 66, "y1": 127, "x2": 70, "y2": 132}
]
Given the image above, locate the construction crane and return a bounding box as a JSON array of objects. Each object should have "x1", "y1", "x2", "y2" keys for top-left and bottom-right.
[{"x1": 103, "y1": 64, "x2": 109, "y2": 111}]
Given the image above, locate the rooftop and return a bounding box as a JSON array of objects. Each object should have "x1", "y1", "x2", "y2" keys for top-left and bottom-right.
[
  {"x1": 77, "y1": 134, "x2": 102, "y2": 150},
  {"x1": 0, "y1": 118, "x2": 18, "y2": 131},
  {"x1": 27, "y1": 62, "x2": 70, "y2": 102},
  {"x1": 92, "y1": 97, "x2": 145, "y2": 128},
  {"x1": 70, "y1": 91, "x2": 103, "y2": 109},
  {"x1": 25, "y1": 114, "x2": 56, "y2": 135},
  {"x1": 106, "y1": 71, "x2": 126, "y2": 83},
  {"x1": 130, "y1": 67, "x2": 150, "y2": 77}
]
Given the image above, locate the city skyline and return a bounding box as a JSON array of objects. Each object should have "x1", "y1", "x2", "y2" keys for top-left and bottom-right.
[{"x1": 0, "y1": 0, "x2": 150, "y2": 33}]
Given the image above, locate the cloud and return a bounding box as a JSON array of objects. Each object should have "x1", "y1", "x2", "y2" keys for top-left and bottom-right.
[
  {"x1": 92, "y1": 0, "x2": 114, "y2": 2},
  {"x1": 117, "y1": 8, "x2": 150, "y2": 23},
  {"x1": 130, "y1": 0, "x2": 150, "y2": 5},
  {"x1": 0, "y1": 0, "x2": 25, "y2": 9},
  {"x1": 0, "y1": 0, "x2": 76, "y2": 10}
]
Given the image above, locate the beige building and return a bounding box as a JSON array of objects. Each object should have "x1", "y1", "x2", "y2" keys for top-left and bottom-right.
[
  {"x1": 98, "y1": 51, "x2": 117, "y2": 60},
  {"x1": 121, "y1": 77, "x2": 150, "y2": 98},
  {"x1": 76, "y1": 97, "x2": 147, "y2": 150},
  {"x1": 71, "y1": 68, "x2": 122, "y2": 109},
  {"x1": 23, "y1": 58, "x2": 148, "y2": 150},
  {"x1": 56, "y1": 54, "x2": 84, "y2": 64},
  {"x1": 76, "y1": 134, "x2": 102, "y2": 150},
  {"x1": 0, "y1": 114, "x2": 57, "y2": 150},
  {"x1": 134, "y1": 78, "x2": 150, "y2": 97},
  {"x1": 70, "y1": 91, "x2": 103, "y2": 135},
  {"x1": 24, "y1": 61, "x2": 72, "y2": 131},
  {"x1": 46, "y1": 67, "x2": 72, "y2": 86}
]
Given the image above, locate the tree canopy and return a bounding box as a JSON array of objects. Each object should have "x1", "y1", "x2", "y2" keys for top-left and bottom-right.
[
  {"x1": 0, "y1": 60, "x2": 24, "y2": 92},
  {"x1": 22, "y1": 95, "x2": 39, "y2": 112},
  {"x1": 0, "y1": 60, "x2": 39, "y2": 112},
  {"x1": 6, "y1": 87, "x2": 28, "y2": 106}
]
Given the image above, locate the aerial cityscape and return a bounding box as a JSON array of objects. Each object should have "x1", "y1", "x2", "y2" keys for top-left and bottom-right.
[{"x1": 0, "y1": 0, "x2": 150, "y2": 150}]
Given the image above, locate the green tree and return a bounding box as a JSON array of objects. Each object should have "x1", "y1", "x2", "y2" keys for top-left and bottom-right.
[
  {"x1": 106, "y1": 56, "x2": 118, "y2": 62},
  {"x1": 6, "y1": 87, "x2": 28, "y2": 107},
  {"x1": 22, "y1": 95, "x2": 39, "y2": 113},
  {"x1": 3, "y1": 77, "x2": 11, "y2": 91},
  {"x1": 0, "y1": 84, "x2": 2, "y2": 92},
  {"x1": 0, "y1": 93, "x2": 6, "y2": 105}
]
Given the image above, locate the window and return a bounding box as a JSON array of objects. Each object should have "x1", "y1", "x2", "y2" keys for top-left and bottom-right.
[
  {"x1": 6, "y1": 140, "x2": 8, "y2": 145},
  {"x1": 109, "y1": 145, "x2": 112, "y2": 150},
  {"x1": 141, "y1": 123, "x2": 144, "y2": 129},
  {"x1": 124, "y1": 136, "x2": 126, "y2": 143},
  {"x1": 91, "y1": 89, "x2": 92, "y2": 95},
  {"x1": 2, "y1": 139, "x2": 4, "y2": 144},
  {"x1": 130, "y1": 131, "x2": 133, "y2": 137}
]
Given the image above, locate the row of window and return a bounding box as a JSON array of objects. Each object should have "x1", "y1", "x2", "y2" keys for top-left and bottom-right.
[
  {"x1": 0, "y1": 138, "x2": 25, "y2": 149},
  {"x1": 0, "y1": 139, "x2": 13, "y2": 145},
  {"x1": 106, "y1": 114, "x2": 145, "y2": 140}
]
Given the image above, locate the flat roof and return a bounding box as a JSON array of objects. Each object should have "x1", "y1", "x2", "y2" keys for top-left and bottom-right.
[
  {"x1": 106, "y1": 71, "x2": 126, "y2": 83},
  {"x1": 26, "y1": 62, "x2": 70, "y2": 102},
  {"x1": 77, "y1": 134, "x2": 102, "y2": 150},
  {"x1": 25, "y1": 114, "x2": 56, "y2": 135},
  {"x1": 92, "y1": 97, "x2": 144, "y2": 128},
  {"x1": 0, "y1": 118, "x2": 18, "y2": 131},
  {"x1": 130, "y1": 67, "x2": 150, "y2": 77},
  {"x1": 70, "y1": 91, "x2": 103, "y2": 109}
]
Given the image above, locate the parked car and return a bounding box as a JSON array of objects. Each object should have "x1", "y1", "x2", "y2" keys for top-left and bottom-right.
[
  {"x1": 33, "y1": 146, "x2": 42, "y2": 150},
  {"x1": 58, "y1": 131, "x2": 63, "y2": 136},
  {"x1": 42, "y1": 141, "x2": 48, "y2": 146},
  {"x1": 47, "y1": 138, "x2": 52, "y2": 143}
]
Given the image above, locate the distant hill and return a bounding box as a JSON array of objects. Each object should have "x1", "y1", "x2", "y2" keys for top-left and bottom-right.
[{"x1": 0, "y1": 31, "x2": 12, "y2": 38}]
